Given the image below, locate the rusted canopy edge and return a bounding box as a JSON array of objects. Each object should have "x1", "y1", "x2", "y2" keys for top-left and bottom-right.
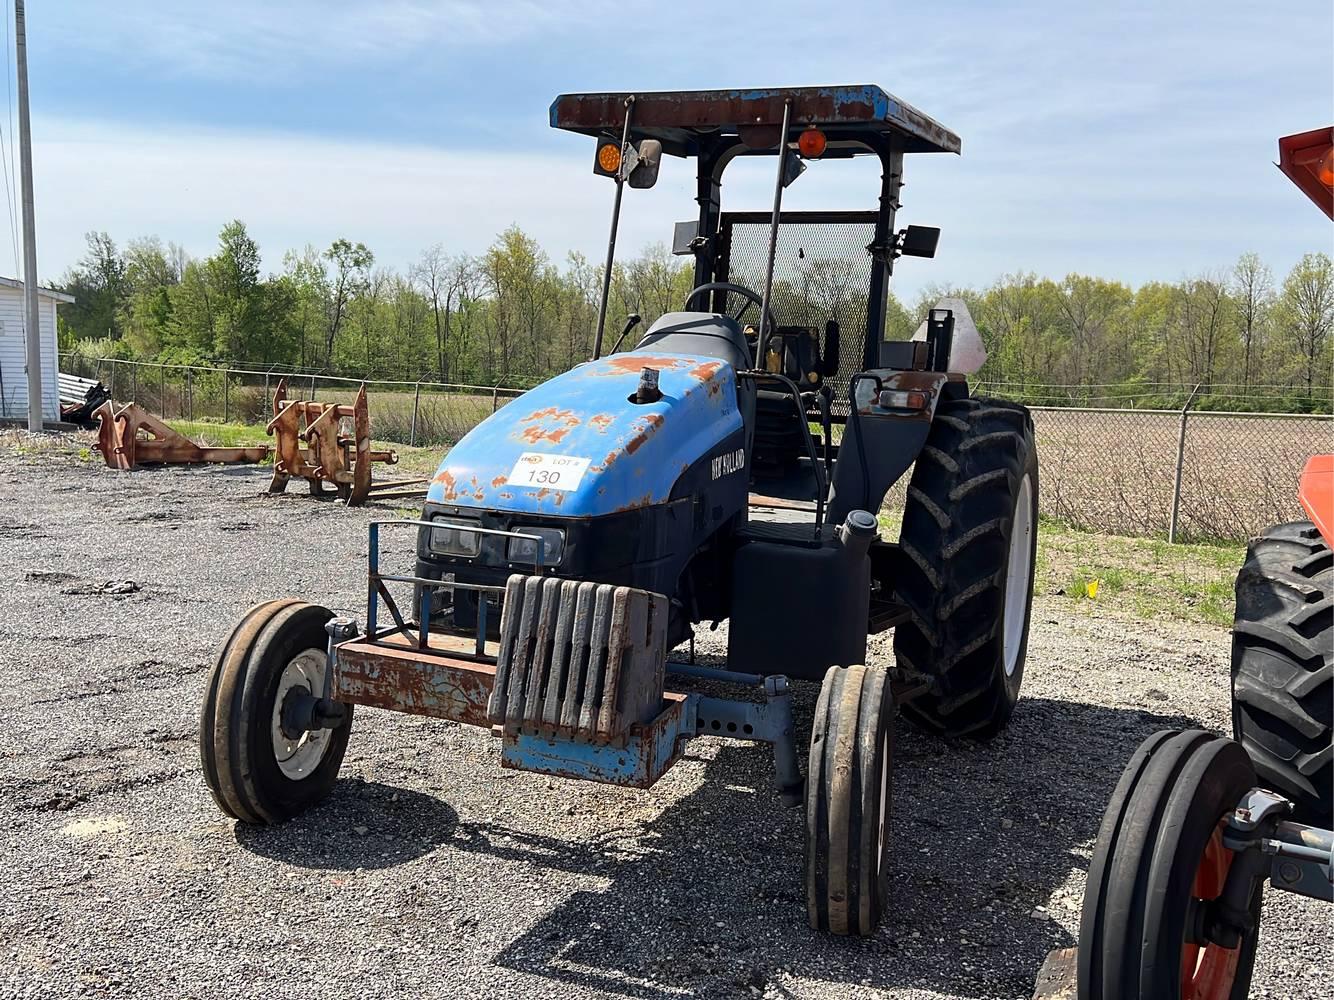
[
  {"x1": 550, "y1": 85, "x2": 960, "y2": 155},
  {"x1": 1277, "y1": 126, "x2": 1334, "y2": 221}
]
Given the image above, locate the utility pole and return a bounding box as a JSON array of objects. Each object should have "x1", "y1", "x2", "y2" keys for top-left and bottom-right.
[{"x1": 16, "y1": 0, "x2": 41, "y2": 431}]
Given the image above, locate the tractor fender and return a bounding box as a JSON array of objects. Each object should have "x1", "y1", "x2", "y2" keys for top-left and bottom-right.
[
  {"x1": 826, "y1": 370, "x2": 955, "y2": 525},
  {"x1": 1299, "y1": 454, "x2": 1334, "y2": 546}
]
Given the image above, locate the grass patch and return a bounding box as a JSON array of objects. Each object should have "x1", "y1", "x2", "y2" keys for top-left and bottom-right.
[
  {"x1": 166, "y1": 419, "x2": 270, "y2": 449},
  {"x1": 1034, "y1": 516, "x2": 1243, "y2": 627}
]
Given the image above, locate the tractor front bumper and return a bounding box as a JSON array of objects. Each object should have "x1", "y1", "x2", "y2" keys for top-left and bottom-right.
[{"x1": 326, "y1": 624, "x2": 801, "y2": 800}]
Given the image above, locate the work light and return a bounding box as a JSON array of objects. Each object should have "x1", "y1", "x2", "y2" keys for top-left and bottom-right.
[{"x1": 508, "y1": 527, "x2": 565, "y2": 566}]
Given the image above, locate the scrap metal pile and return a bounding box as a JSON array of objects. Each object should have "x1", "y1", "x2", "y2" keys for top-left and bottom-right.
[{"x1": 88, "y1": 377, "x2": 411, "y2": 506}]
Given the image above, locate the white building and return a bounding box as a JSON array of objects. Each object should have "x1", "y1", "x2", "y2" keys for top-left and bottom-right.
[{"x1": 0, "y1": 276, "x2": 74, "y2": 421}]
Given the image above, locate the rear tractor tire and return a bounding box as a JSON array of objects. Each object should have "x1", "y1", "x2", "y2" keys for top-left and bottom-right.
[
  {"x1": 1231, "y1": 520, "x2": 1333, "y2": 825},
  {"x1": 200, "y1": 600, "x2": 354, "y2": 824},
  {"x1": 894, "y1": 396, "x2": 1039, "y2": 739},
  {"x1": 1078, "y1": 730, "x2": 1263, "y2": 1000},
  {"x1": 805, "y1": 664, "x2": 894, "y2": 936}
]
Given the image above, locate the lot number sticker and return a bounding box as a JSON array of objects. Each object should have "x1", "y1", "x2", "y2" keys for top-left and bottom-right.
[{"x1": 507, "y1": 452, "x2": 591, "y2": 492}]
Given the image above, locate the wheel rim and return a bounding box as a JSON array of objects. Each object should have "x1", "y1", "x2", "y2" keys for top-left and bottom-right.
[
  {"x1": 1180, "y1": 821, "x2": 1242, "y2": 1000},
  {"x1": 270, "y1": 648, "x2": 333, "y2": 780},
  {"x1": 1002, "y1": 472, "x2": 1034, "y2": 677},
  {"x1": 876, "y1": 731, "x2": 890, "y2": 867}
]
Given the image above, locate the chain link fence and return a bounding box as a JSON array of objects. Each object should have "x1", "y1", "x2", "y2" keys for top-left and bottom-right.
[
  {"x1": 62, "y1": 355, "x2": 1331, "y2": 542},
  {"x1": 1023, "y1": 406, "x2": 1329, "y2": 541},
  {"x1": 60, "y1": 355, "x2": 525, "y2": 450}
]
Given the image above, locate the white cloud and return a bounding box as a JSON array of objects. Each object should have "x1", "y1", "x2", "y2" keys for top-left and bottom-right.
[{"x1": 20, "y1": 106, "x2": 1333, "y2": 308}]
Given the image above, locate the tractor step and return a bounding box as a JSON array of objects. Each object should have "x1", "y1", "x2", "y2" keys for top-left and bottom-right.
[{"x1": 868, "y1": 596, "x2": 909, "y2": 634}]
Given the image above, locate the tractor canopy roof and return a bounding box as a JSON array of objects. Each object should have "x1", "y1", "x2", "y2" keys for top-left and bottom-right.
[{"x1": 550, "y1": 85, "x2": 960, "y2": 158}]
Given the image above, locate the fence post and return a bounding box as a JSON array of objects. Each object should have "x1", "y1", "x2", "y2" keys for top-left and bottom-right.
[
  {"x1": 131, "y1": 364, "x2": 138, "y2": 404},
  {"x1": 108, "y1": 360, "x2": 116, "y2": 404},
  {"x1": 492, "y1": 385, "x2": 500, "y2": 413},
  {"x1": 160, "y1": 364, "x2": 166, "y2": 417},
  {"x1": 1167, "y1": 384, "x2": 1202, "y2": 543},
  {"x1": 410, "y1": 381, "x2": 421, "y2": 447},
  {"x1": 223, "y1": 369, "x2": 230, "y2": 424},
  {"x1": 186, "y1": 368, "x2": 194, "y2": 422},
  {"x1": 264, "y1": 372, "x2": 270, "y2": 414},
  {"x1": 310, "y1": 373, "x2": 317, "y2": 400}
]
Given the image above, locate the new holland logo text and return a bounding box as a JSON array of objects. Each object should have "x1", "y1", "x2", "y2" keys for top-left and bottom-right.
[{"x1": 711, "y1": 448, "x2": 745, "y2": 480}]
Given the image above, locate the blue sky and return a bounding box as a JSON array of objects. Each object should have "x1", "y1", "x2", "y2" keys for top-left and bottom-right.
[{"x1": 9, "y1": 1, "x2": 1333, "y2": 300}]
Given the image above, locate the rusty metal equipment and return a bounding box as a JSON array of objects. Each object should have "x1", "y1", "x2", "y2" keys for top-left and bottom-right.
[
  {"x1": 198, "y1": 85, "x2": 1042, "y2": 940},
  {"x1": 92, "y1": 401, "x2": 269, "y2": 469},
  {"x1": 266, "y1": 378, "x2": 400, "y2": 505}
]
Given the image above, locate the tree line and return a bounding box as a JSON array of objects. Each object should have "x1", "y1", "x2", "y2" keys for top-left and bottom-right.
[{"x1": 55, "y1": 221, "x2": 1332, "y2": 412}]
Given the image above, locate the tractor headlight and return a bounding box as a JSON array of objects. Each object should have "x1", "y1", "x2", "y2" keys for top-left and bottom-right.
[
  {"x1": 429, "y1": 517, "x2": 482, "y2": 558},
  {"x1": 507, "y1": 527, "x2": 565, "y2": 566}
]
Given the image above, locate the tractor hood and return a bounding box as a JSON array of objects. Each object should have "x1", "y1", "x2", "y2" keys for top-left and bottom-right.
[{"x1": 426, "y1": 351, "x2": 743, "y2": 517}]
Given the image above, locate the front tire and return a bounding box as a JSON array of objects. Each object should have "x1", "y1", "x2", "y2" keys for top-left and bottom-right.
[
  {"x1": 1231, "y1": 521, "x2": 1333, "y2": 825},
  {"x1": 200, "y1": 600, "x2": 354, "y2": 824},
  {"x1": 805, "y1": 664, "x2": 893, "y2": 936},
  {"x1": 1077, "y1": 730, "x2": 1263, "y2": 1000},
  {"x1": 894, "y1": 396, "x2": 1039, "y2": 739}
]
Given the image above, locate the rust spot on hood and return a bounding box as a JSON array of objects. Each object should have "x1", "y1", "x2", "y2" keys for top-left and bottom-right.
[
  {"x1": 491, "y1": 475, "x2": 507, "y2": 488},
  {"x1": 590, "y1": 413, "x2": 614, "y2": 432},
  {"x1": 516, "y1": 406, "x2": 581, "y2": 445},
  {"x1": 597, "y1": 355, "x2": 694, "y2": 376},
  {"x1": 688, "y1": 360, "x2": 723, "y2": 380},
  {"x1": 432, "y1": 469, "x2": 460, "y2": 501},
  {"x1": 615, "y1": 491, "x2": 656, "y2": 512},
  {"x1": 625, "y1": 414, "x2": 664, "y2": 455}
]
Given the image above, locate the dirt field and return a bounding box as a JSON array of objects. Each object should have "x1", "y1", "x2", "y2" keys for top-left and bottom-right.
[
  {"x1": 0, "y1": 435, "x2": 1328, "y2": 1000},
  {"x1": 1030, "y1": 407, "x2": 1331, "y2": 541}
]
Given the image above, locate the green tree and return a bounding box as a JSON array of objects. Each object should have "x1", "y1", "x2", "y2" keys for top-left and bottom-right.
[
  {"x1": 1275, "y1": 252, "x2": 1334, "y2": 398},
  {"x1": 323, "y1": 239, "x2": 373, "y2": 364}
]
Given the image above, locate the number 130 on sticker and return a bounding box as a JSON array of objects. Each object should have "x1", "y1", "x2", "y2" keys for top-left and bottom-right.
[{"x1": 506, "y1": 452, "x2": 592, "y2": 492}]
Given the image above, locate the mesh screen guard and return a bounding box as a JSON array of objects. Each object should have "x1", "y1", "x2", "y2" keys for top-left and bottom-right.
[{"x1": 714, "y1": 212, "x2": 882, "y2": 413}]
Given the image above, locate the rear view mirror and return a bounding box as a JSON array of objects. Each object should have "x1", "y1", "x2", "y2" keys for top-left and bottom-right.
[
  {"x1": 899, "y1": 225, "x2": 940, "y2": 259},
  {"x1": 625, "y1": 139, "x2": 662, "y2": 189}
]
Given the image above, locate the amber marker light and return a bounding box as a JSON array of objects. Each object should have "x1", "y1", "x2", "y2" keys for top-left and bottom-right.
[
  {"x1": 595, "y1": 139, "x2": 623, "y2": 177},
  {"x1": 798, "y1": 128, "x2": 827, "y2": 158}
]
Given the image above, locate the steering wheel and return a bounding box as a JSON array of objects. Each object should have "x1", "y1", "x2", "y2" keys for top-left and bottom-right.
[{"x1": 683, "y1": 281, "x2": 778, "y2": 337}]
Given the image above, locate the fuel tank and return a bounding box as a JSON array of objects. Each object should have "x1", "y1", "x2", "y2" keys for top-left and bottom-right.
[{"x1": 427, "y1": 350, "x2": 746, "y2": 517}]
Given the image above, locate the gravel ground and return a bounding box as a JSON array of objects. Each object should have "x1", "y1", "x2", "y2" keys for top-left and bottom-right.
[{"x1": 0, "y1": 437, "x2": 1328, "y2": 1000}]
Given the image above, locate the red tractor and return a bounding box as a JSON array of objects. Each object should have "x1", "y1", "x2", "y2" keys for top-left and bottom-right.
[{"x1": 1037, "y1": 128, "x2": 1333, "y2": 1000}]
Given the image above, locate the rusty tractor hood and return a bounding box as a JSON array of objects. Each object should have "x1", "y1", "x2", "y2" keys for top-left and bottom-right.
[{"x1": 426, "y1": 351, "x2": 743, "y2": 516}]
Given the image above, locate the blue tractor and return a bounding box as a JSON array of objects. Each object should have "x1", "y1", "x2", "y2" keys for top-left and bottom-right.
[{"x1": 199, "y1": 86, "x2": 1040, "y2": 936}]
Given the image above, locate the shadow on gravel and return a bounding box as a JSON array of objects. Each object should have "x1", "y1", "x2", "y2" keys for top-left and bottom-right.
[
  {"x1": 465, "y1": 693, "x2": 1201, "y2": 1000},
  {"x1": 234, "y1": 778, "x2": 458, "y2": 870}
]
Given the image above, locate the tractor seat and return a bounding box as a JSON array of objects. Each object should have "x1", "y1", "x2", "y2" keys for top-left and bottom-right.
[{"x1": 634, "y1": 312, "x2": 752, "y2": 372}]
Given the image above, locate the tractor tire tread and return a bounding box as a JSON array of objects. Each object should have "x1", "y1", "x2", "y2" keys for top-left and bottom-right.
[
  {"x1": 894, "y1": 395, "x2": 1037, "y2": 740},
  {"x1": 1080, "y1": 730, "x2": 1262, "y2": 999},
  {"x1": 806, "y1": 665, "x2": 893, "y2": 937},
  {"x1": 1231, "y1": 521, "x2": 1333, "y2": 824}
]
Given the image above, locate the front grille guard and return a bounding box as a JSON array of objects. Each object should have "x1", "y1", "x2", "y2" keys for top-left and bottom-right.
[{"x1": 366, "y1": 520, "x2": 547, "y2": 659}]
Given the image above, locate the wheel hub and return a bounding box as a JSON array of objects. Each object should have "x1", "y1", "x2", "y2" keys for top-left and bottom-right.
[
  {"x1": 270, "y1": 648, "x2": 334, "y2": 780},
  {"x1": 1180, "y1": 821, "x2": 1241, "y2": 1000}
]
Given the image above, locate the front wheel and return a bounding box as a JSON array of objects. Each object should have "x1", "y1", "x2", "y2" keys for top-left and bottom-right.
[
  {"x1": 805, "y1": 664, "x2": 893, "y2": 936},
  {"x1": 199, "y1": 600, "x2": 354, "y2": 824},
  {"x1": 1078, "y1": 730, "x2": 1263, "y2": 1000}
]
